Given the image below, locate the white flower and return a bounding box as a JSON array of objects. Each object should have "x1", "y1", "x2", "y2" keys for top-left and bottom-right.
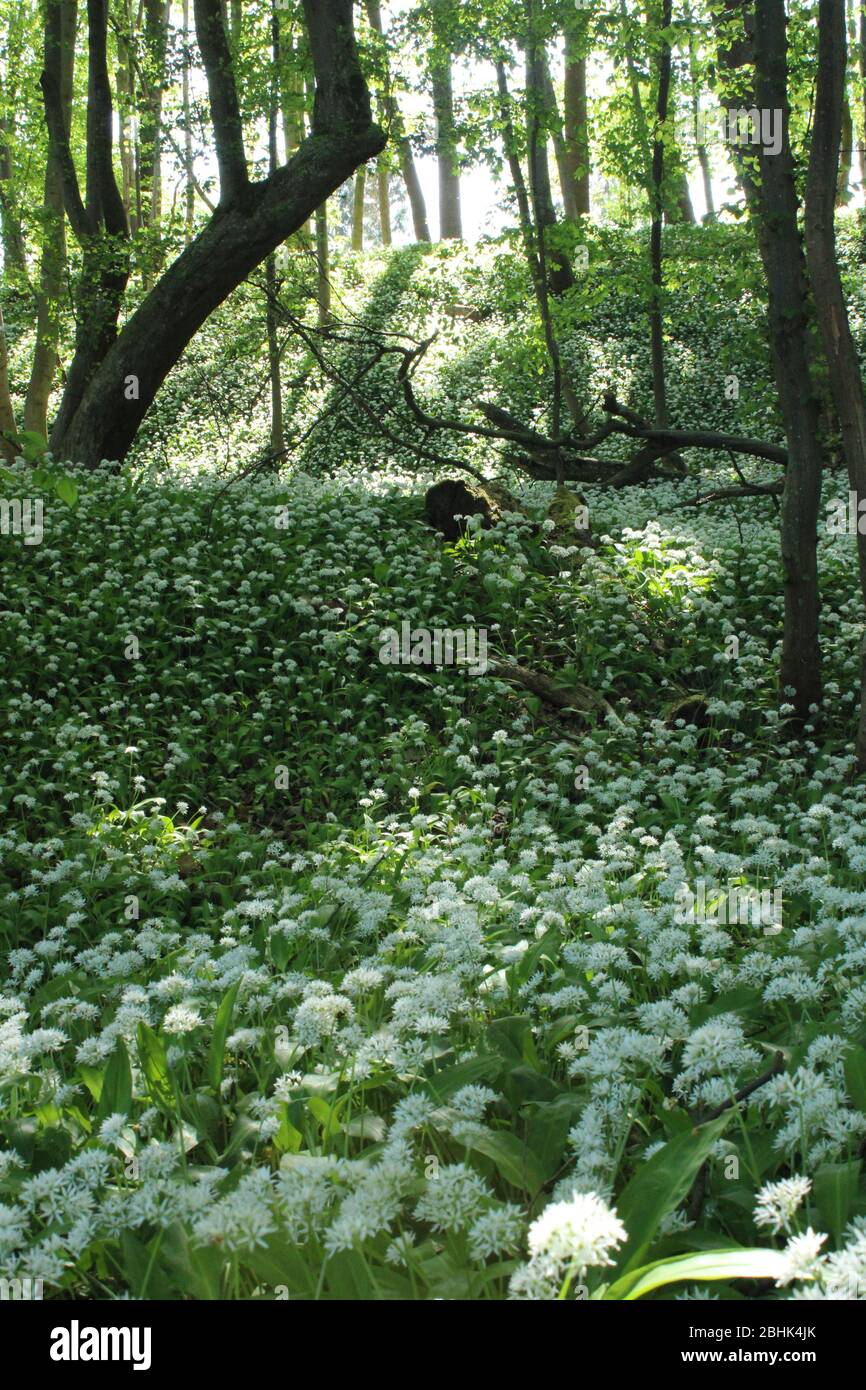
[
  {"x1": 528, "y1": 1190, "x2": 626, "y2": 1275},
  {"x1": 162, "y1": 1003, "x2": 204, "y2": 1034},
  {"x1": 754, "y1": 1175, "x2": 812, "y2": 1235},
  {"x1": 776, "y1": 1229, "x2": 828, "y2": 1287}
]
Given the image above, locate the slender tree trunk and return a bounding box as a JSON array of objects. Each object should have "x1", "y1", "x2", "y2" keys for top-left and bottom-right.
[
  {"x1": 0, "y1": 112, "x2": 27, "y2": 278},
  {"x1": 496, "y1": 61, "x2": 570, "y2": 457},
  {"x1": 352, "y1": 165, "x2": 366, "y2": 250},
  {"x1": 48, "y1": 0, "x2": 382, "y2": 467},
  {"x1": 0, "y1": 304, "x2": 17, "y2": 463},
  {"x1": 316, "y1": 201, "x2": 331, "y2": 328},
  {"x1": 364, "y1": 0, "x2": 430, "y2": 241},
  {"x1": 377, "y1": 160, "x2": 391, "y2": 244},
  {"x1": 649, "y1": 0, "x2": 673, "y2": 431},
  {"x1": 563, "y1": 29, "x2": 590, "y2": 215},
  {"x1": 687, "y1": 16, "x2": 715, "y2": 221},
  {"x1": 718, "y1": 0, "x2": 823, "y2": 719},
  {"x1": 140, "y1": 0, "x2": 170, "y2": 230},
  {"x1": 0, "y1": 8, "x2": 28, "y2": 280},
  {"x1": 525, "y1": 6, "x2": 573, "y2": 297},
  {"x1": 266, "y1": 0, "x2": 283, "y2": 458},
  {"x1": 183, "y1": 0, "x2": 195, "y2": 235},
  {"x1": 836, "y1": 94, "x2": 853, "y2": 205},
  {"x1": 399, "y1": 137, "x2": 431, "y2": 241},
  {"x1": 539, "y1": 52, "x2": 578, "y2": 220},
  {"x1": 806, "y1": 0, "x2": 866, "y2": 761},
  {"x1": 430, "y1": 27, "x2": 461, "y2": 240},
  {"x1": 25, "y1": 0, "x2": 77, "y2": 438}
]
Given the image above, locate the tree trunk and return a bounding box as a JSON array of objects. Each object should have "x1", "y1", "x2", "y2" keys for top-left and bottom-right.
[
  {"x1": 183, "y1": 0, "x2": 195, "y2": 236},
  {"x1": 860, "y1": 6, "x2": 866, "y2": 190},
  {"x1": 0, "y1": 6, "x2": 28, "y2": 281},
  {"x1": 377, "y1": 159, "x2": 391, "y2": 245},
  {"x1": 718, "y1": 0, "x2": 823, "y2": 719},
  {"x1": 0, "y1": 304, "x2": 17, "y2": 464},
  {"x1": 315, "y1": 201, "x2": 331, "y2": 329},
  {"x1": 836, "y1": 94, "x2": 852, "y2": 205},
  {"x1": 525, "y1": 8, "x2": 573, "y2": 297},
  {"x1": 539, "y1": 51, "x2": 577, "y2": 220},
  {"x1": 140, "y1": 0, "x2": 170, "y2": 233},
  {"x1": 24, "y1": 0, "x2": 77, "y2": 439},
  {"x1": 352, "y1": 165, "x2": 366, "y2": 250},
  {"x1": 364, "y1": 0, "x2": 430, "y2": 241},
  {"x1": 398, "y1": 136, "x2": 430, "y2": 241},
  {"x1": 650, "y1": 0, "x2": 673, "y2": 432},
  {"x1": 266, "y1": 0, "x2": 283, "y2": 457},
  {"x1": 805, "y1": 0, "x2": 866, "y2": 761},
  {"x1": 0, "y1": 113, "x2": 27, "y2": 279},
  {"x1": 430, "y1": 30, "x2": 461, "y2": 240},
  {"x1": 48, "y1": 0, "x2": 382, "y2": 467},
  {"x1": 687, "y1": 15, "x2": 715, "y2": 221},
  {"x1": 563, "y1": 30, "x2": 590, "y2": 216}
]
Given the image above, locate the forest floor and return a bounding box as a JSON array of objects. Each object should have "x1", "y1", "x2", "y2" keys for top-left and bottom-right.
[{"x1": 3, "y1": 227, "x2": 866, "y2": 1299}]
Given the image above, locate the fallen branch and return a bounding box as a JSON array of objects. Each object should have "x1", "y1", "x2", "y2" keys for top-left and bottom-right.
[{"x1": 488, "y1": 660, "x2": 624, "y2": 726}]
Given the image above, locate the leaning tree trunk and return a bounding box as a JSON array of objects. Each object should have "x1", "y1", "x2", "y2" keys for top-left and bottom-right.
[
  {"x1": 539, "y1": 52, "x2": 578, "y2": 221},
  {"x1": 48, "y1": 0, "x2": 383, "y2": 467},
  {"x1": 805, "y1": 0, "x2": 866, "y2": 762}
]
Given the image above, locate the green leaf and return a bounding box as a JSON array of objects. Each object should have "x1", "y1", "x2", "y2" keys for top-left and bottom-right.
[
  {"x1": 96, "y1": 1039, "x2": 133, "y2": 1123},
  {"x1": 207, "y1": 980, "x2": 240, "y2": 1095},
  {"x1": 605, "y1": 1247, "x2": 789, "y2": 1300},
  {"x1": 814, "y1": 1161, "x2": 861, "y2": 1248},
  {"x1": 615, "y1": 1112, "x2": 732, "y2": 1273},
  {"x1": 137, "y1": 1022, "x2": 173, "y2": 1108},
  {"x1": 467, "y1": 1131, "x2": 546, "y2": 1195},
  {"x1": 53, "y1": 474, "x2": 79, "y2": 506},
  {"x1": 844, "y1": 1047, "x2": 866, "y2": 1113}
]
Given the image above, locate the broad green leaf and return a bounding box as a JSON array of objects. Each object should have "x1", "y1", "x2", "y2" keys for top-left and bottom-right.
[
  {"x1": 207, "y1": 980, "x2": 240, "y2": 1095},
  {"x1": 137, "y1": 1022, "x2": 173, "y2": 1107},
  {"x1": 96, "y1": 1039, "x2": 133, "y2": 1123},
  {"x1": 814, "y1": 1161, "x2": 861, "y2": 1248},
  {"x1": 53, "y1": 474, "x2": 78, "y2": 506},
  {"x1": 468, "y1": 1131, "x2": 546, "y2": 1195},
  {"x1": 606, "y1": 1247, "x2": 789, "y2": 1300},
  {"x1": 615, "y1": 1112, "x2": 732, "y2": 1273}
]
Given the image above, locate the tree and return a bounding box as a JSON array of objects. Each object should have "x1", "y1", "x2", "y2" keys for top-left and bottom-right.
[
  {"x1": 23, "y1": 0, "x2": 77, "y2": 439},
  {"x1": 805, "y1": 0, "x2": 866, "y2": 763},
  {"x1": 365, "y1": 0, "x2": 430, "y2": 243},
  {"x1": 429, "y1": 0, "x2": 462, "y2": 239},
  {"x1": 44, "y1": 0, "x2": 384, "y2": 468},
  {"x1": 562, "y1": 9, "x2": 591, "y2": 216},
  {"x1": 716, "y1": 0, "x2": 823, "y2": 719}
]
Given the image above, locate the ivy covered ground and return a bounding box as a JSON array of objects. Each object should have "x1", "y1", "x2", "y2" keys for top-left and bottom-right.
[{"x1": 3, "y1": 233, "x2": 866, "y2": 1301}]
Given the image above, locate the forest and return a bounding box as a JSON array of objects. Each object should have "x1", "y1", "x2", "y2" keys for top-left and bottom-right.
[{"x1": 1, "y1": 0, "x2": 866, "y2": 1334}]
